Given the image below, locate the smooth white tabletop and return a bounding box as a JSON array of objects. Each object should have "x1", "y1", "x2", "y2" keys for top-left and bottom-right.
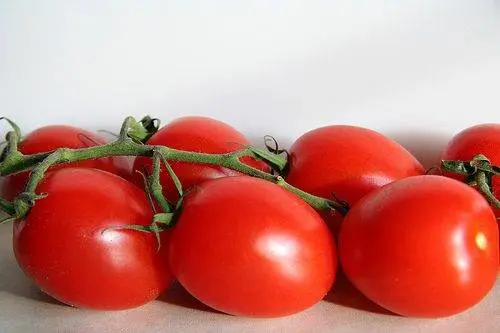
[{"x1": 0, "y1": 222, "x2": 499, "y2": 333}]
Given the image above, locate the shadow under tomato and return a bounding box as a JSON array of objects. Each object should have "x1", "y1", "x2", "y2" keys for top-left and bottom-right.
[
  {"x1": 0, "y1": 257, "x2": 66, "y2": 307},
  {"x1": 325, "y1": 271, "x2": 395, "y2": 316},
  {"x1": 158, "y1": 281, "x2": 223, "y2": 314},
  {"x1": 0, "y1": 224, "x2": 62, "y2": 306}
]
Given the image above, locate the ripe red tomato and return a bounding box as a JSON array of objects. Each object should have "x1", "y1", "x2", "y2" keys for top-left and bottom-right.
[
  {"x1": 13, "y1": 168, "x2": 173, "y2": 310},
  {"x1": 1, "y1": 125, "x2": 132, "y2": 200},
  {"x1": 285, "y1": 125, "x2": 424, "y2": 235},
  {"x1": 169, "y1": 176, "x2": 336, "y2": 317},
  {"x1": 132, "y1": 116, "x2": 268, "y2": 203},
  {"x1": 339, "y1": 175, "x2": 499, "y2": 318},
  {"x1": 441, "y1": 124, "x2": 500, "y2": 217}
]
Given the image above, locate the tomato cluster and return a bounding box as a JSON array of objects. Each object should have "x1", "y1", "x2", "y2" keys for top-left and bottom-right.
[{"x1": 0, "y1": 117, "x2": 498, "y2": 319}]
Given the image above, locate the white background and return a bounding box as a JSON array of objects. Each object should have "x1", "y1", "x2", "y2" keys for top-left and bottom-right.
[
  {"x1": 1, "y1": 1, "x2": 500, "y2": 167},
  {"x1": 1, "y1": 3, "x2": 500, "y2": 332}
]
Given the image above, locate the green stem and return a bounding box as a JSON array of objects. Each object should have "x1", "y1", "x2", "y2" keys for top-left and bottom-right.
[
  {"x1": 23, "y1": 141, "x2": 149, "y2": 192},
  {"x1": 0, "y1": 117, "x2": 348, "y2": 218},
  {"x1": 148, "y1": 151, "x2": 173, "y2": 213},
  {"x1": 276, "y1": 177, "x2": 348, "y2": 215},
  {"x1": 0, "y1": 198, "x2": 15, "y2": 216},
  {"x1": 441, "y1": 155, "x2": 500, "y2": 209},
  {"x1": 157, "y1": 151, "x2": 183, "y2": 197},
  {"x1": 476, "y1": 171, "x2": 500, "y2": 209}
]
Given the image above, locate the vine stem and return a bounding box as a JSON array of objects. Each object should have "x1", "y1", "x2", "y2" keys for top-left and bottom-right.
[
  {"x1": 0, "y1": 197, "x2": 15, "y2": 215},
  {"x1": 0, "y1": 116, "x2": 349, "y2": 219},
  {"x1": 441, "y1": 155, "x2": 500, "y2": 209},
  {"x1": 476, "y1": 171, "x2": 500, "y2": 208}
]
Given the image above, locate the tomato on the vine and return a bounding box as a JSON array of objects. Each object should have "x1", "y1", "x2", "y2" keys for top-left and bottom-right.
[
  {"x1": 13, "y1": 168, "x2": 173, "y2": 310},
  {"x1": 285, "y1": 125, "x2": 424, "y2": 235},
  {"x1": 339, "y1": 175, "x2": 499, "y2": 318},
  {"x1": 169, "y1": 176, "x2": 336, "y2": 317},
  {"x1": 1, "y1": 125, "x2": 132, "y2": 200},
  {"x1": 132, "y1": 116, "x2": 268, "y2": 203},
  {"x1": 441, "y1": 124, "x2": 500, "y2": 217}
]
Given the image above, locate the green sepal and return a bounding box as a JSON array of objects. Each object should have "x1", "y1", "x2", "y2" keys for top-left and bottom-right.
[
  {"x1": 0, "y1": 216, "x2": 15, "y2": 224},
  {"x1": 0, "y1": 197, "x2": 15, "y2": 216},
  {"x1": 13, "y1": 192, "x2": 48, "y2": 219},
  {"x1": 153, "y1": 212, "x2": 175, "y2": 227},
  {"x1": 246, "y1": 146, "x2": 288, "y2": 172},
  {"x1": 0, "y1": 117, "x2": 22, "y2": 140},
  {"x1": 123, "y1": 116, "x2": 160, "y2": 143},
  {"x1": 441, "y1": 160, "x2": 469, "y2": 175},
  {"x1": 158, "y1": 152, "x2": 183, "y2": 197}
]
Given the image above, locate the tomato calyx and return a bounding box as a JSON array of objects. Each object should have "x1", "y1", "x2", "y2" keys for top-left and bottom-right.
[
  {"x1": 441, "y1": 154, "x2": 500, "y2": 208},
  {"x1": 262, "y1": 135, "x2": 289, "y2": 175},
  {"x1": 0, "y1": 197, "x2": 15, "y2": 217},
  {"x1": 128, "y1": 116, "x2": 161, "y2": 143},
  {"x1": 0, "y1": 117, "x2": 23, "y2": 166},
  {"x1": 0, "y1": 191, "x2": 48, "y2": 224},
  {"x1": 0, "y1": 117, "x2": 22, "y2": 142}
]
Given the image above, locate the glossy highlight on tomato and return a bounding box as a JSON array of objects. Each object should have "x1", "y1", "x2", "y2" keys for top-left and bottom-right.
[
  {"x1": 133, "y1": 116, "x2": 268, "y2": 203},
  {"x1": 339, "y1": 175, "x2": 499, "y2": 318},
  {"x1": 1, "y1": 125, "x2": 132, "y2": 200},
  {"x1": 169, "y1": 176, "x2": 336, "y2": 317},
  {"x1": 13, "y1": 168, "x2": 173, "y2": 310},
  {"x1": 285, "y1": 125, "x2": 424, "y2": 235}
]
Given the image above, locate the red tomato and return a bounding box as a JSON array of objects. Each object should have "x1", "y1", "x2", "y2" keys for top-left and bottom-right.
[
  {"x1": 285, "y1": 125, "x2": 424, "y2": 235},
  {"x1": 169, "y1": 176, "x2": 336, "y2": 317},
  {"x1": 441, "y1": 124, "x2": 500, "y2": 217},
  {"x1": 1, "y1": 125, "x2": 132, "y2": 200},
  {"x1": 339, "y1": 175, "x2": 499, "y2": 318},
  {"x1": 13, "y1": 168, "x2": 173, "y2": 310},
  {"x1": 132, "y1": 116, "x2": 268, "y2": 203}
]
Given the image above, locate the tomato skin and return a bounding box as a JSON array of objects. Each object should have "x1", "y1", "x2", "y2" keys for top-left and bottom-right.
[
  {"x1": 132, "y1": 116, "x2": 268, "y2": 203},
  {"x1": 339, "y1": 175, "x2": 499, "y2": 318},
  {"x1": 441, "y1": 124, "x2": 500, "y2": 217},
  {"x1": 169, "y1": 176, "x2": 336, "y2": 317},
  {"x1": 13, "y1": 168, "x2": 173, "y2": 310},
  {"x1": 285, "y1": 125, "x2": 424, "y2": 235},
  {"x1": 1, "y1": 125, "x2": 132, "y2": 200}
]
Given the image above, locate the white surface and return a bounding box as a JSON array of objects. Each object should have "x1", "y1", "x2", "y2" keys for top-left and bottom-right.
[
  {"x1": 0, "y1": 222, "x2": 499, "y2": 333},
  {"x1": 1, "y1": 1, "x2": 500, "y2": 332}
]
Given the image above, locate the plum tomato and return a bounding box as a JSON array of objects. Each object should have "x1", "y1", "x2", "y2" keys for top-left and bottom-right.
[
  {"x1": 339, "y1": 175, "x2": 499, "y2": 318},
  {"x1": 13, "y1": 168, "x2": 173, "y2": 310},
  {"x1": 132, "y1": 116, "x2": 268, "y2": 203},
  {"x1": 169, "y1": 176, "x2": 337, "y2": 317},
  {"x1": 285, "y1": 125, "x2": 424, "y2": 235}
]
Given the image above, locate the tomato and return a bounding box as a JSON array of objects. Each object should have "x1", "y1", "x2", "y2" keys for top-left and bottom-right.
[
  {"x1": 285, "y1": 125, "x2": 424, "y2": 235},
  {"x1": 13, "y1": 168, "x2": 173, "y2": 310},
  {"x1": 132, "y1": 116, "x2": 268, "y2": 203},
  {"x1": 1, "y1": 125, "x2": 132, "y2": 200},
  {"x1": 441, "y1": 124, "x2": 500, "y2": 218},
  {"x1": 339, "y1": 175, "x2": 499, "y2": 318},
  {"x1": 169, "y1": 176, "x2": 336, "y2": 317}
]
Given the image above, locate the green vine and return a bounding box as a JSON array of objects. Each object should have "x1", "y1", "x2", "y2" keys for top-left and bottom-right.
[
  {"x1": 0, "y1": 116, "x2": 349, "y2": 227},
  {"x1": 441, "y1": 154, "x2": 500, "y2": 209}
]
